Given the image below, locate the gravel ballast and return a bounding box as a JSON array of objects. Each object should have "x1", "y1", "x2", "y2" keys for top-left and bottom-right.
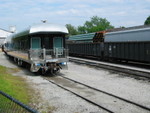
[
  {"x1": 1, "y1": 52, "x2": 150, "y2": 113},
  {"x1": 0, "y1": 52, "x2": 106, "y2": 113},
  {"x1": 61, "y1": 62, "x2": 150, "y2": 108}
]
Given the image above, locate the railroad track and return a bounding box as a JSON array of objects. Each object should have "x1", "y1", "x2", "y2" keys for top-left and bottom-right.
[
  {"x1": 69, "y1": 57, "x2": 150, "y2": 79},
  {"x1": 43, "y1": 75, "x2": 150, "y2": 113}
]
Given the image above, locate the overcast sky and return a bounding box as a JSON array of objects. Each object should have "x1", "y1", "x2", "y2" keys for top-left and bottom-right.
[{"x1": 0, "y1": 0, "x2": 150, "y2": 31}]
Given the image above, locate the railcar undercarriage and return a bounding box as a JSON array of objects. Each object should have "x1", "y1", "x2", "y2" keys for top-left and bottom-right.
[{"x1": 5, "y1": 48, "x2": 68, "y2": 75}]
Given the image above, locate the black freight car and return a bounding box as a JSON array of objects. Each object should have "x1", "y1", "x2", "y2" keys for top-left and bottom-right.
[
  {"x1": 68, "y1": 31, "x2": 105, "y2": 59},
  {"x1": 68, "y1": 25, "x2": 150, "y2": 64},
  {"x1": 104, "y1": 41, "x2": 150, "y2": 63},
  {"x1": 68, "y1": 43, "x2": 104, "y2": 59},
  {"x1": 104, "y1": 27, "x2": 150, "y2": 63}
]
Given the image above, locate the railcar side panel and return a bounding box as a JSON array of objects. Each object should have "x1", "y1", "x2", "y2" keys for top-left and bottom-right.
[
  {"x1": 104, "y1": 41, "x2": 150, "y2": 63},
  {"x1": 68, "y1": 43, "x2": 103, "y2": 58}
]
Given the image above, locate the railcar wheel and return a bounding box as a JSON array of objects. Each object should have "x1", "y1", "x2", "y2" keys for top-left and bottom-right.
[
  {"x1": 55, "y1": 68, "x2": 60, "y2": 74},
  {"x1": 14, "y1": 58, "x2": 17, "y2": 62},
  {"x1": 38, "y1": 68, "x2": 46, "y2": 75},
  {"x1": 52, "y1": 68, "x2": 60, "y2": 75},
  {"x1": 50, "y1": 69, "x2": 55, "y2": 75},
  {"x1": 17, "y1": 59, "x2": 23, "y2": 66}
]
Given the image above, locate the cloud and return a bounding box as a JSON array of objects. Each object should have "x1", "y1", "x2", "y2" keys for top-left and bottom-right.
[{"x1": 0, "y1": 0, "x2": 150, "y2": 30}]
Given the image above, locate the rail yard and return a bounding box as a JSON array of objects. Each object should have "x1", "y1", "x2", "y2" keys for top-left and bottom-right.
[
  {"x1": 1, "y1": 0, "x2": 150, "y2": 112},
  {"x1": 0, "y1": 49, "x2": 150, "y2": 113},
  {"x1": 1, "y1": 22, "x2": 150, "y2": 113}
]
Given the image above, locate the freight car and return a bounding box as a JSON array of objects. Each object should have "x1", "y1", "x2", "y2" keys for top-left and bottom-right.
[
  {"x1": 68, "y1": 25, "x2": 150, "y2": 63},
  {"x1": 68, "y1": 43, "x2": 103, "y2": 59},
  {"x1": 3, "y1": 23, "x2": 69, "y2": 74},
  {"x1": 104, "y1": 27, "x2": 150, "y2": 63}
]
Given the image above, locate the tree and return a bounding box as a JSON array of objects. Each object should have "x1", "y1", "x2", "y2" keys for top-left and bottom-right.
[
  {"x1": 77, "y1": 26, "x2": 86, "y2": 34},
  {"x1": 66, "y1": 24, "x2": 78, "y2": 35},
  {"x1": 119, "y1": 26, "x2": 125, "y2": 28},
  {"x1": 77, "y1": 16, "x2": 114, "y2": 33},
  {"x1": 144, "y1": 16, "x2": 150, "y2": 25}
]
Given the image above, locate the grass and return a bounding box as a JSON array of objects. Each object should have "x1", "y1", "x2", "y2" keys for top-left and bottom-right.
[
  {"x1": 0, "y1": 65, "x2": 32, "y2": 104},
  {"x1": 0, "y1": 64, "x2": 55, "y2": 112}
]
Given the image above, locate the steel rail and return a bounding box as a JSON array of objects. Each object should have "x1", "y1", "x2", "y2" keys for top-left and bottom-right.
[
  {"x1": 59, "y1": 75, "x2": 150, "y2": 112},
  {"x1": 43, "y1": 77, "x2": 114, "y2": 113},
  {"x1": 69, "y1": 58, "x2": 150, "y2": 79}
]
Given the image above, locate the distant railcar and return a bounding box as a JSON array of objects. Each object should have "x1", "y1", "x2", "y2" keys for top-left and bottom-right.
[
  {"x1": 68, "y1": 31, "x2": 105, "y2": 59},
  {"x1": 104, "y1": 41, "x2": 150, "y2": 63},
  {"x1": 3, "y1": 23, "x2": 69, "y2": 74},
  {"x1": 67, "y1": 25, "x2": 150, "y2": 63},
  {"x1": 104, "y1": 27, "x2": 150, "y2": 63},
  {"x1": 105, "y1": 27, "x2": 150, "y2": 42},
  {"x1": 68, "y1": 43, "x2": 103, "y2": 58}
]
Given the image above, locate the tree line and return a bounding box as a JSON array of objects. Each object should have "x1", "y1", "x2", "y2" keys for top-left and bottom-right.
[{"x1": 66, "y1": 15, "x2": 150, "y2": 36}]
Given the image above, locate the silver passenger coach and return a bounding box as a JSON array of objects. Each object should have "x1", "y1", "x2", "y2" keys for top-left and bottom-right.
[{"x1": 3, "y1": 23, "x2": 69, "y2": 74}]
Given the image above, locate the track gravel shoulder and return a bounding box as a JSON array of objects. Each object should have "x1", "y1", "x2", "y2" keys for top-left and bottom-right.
[
  {"x1": 61, "y1": 62, "x2": 150, "y2": 109},
  {"x1": 23, "y1": 75, "x2": 107, "y2": 113},
  {"x1": 0, "y1": 52, "x2": 106, "y2": 113},
  {"x1": 1, "y1": 52, "x2": 150, "y2": 113}
]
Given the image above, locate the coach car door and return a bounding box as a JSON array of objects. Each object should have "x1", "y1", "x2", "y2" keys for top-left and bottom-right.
[
  {"x1": 53, "y1": 37, "x2": 63, "y2": 55},
  {"x1": 54, "y1": 37, "x2": 63, "y2": 48},
  {"x1": 31, "y1": 37, "x2": 41, "y2": 49}
]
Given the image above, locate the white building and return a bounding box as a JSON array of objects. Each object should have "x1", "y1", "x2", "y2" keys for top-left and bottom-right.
[{"x1": 0, "y1": 28, "x2": 12, "y2": 46}]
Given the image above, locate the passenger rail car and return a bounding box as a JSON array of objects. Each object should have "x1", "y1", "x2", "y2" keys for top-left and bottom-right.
[
  {"x1": 3, "y1": 23, "x2": 69, "y2": 74},
  {"x1": 68, "y1": 26, "x2": 150, "y2": 64}
]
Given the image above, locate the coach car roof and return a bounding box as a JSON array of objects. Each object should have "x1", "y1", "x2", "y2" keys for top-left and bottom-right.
[{"x1": 13, "y1": 23, "x2": 68, "y2": 38}]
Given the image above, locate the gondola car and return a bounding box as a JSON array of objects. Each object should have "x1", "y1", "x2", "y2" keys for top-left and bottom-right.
[
  {"x1": 67, "y1": 25, "x2": 150, "y2": 63},
  {"x1": 68, "y1": 31, "x2": 105, "y2": 59},
  {"x1": 104, "y1": 27, "x2": 150, "y2": 63},
  {"x1": 3, "y1": 23, "x2": 69, "y2": 74}
]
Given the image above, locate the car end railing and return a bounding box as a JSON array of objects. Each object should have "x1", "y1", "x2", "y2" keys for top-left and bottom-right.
[{"x1": 29, "y1": 48, "x2": 68, "y2": 61}]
